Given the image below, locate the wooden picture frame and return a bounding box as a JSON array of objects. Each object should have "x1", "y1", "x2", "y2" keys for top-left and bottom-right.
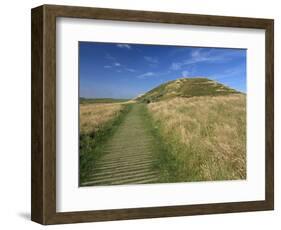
[{"x1": 31, "y1": 4, "x2": 274, "y2": 225}]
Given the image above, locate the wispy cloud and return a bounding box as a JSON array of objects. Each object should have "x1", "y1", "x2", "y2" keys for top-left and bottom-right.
[
  {"x1": 135, "y1": 70, "x2": 171, "y2": 79},
  {"x1": 104, "y1": 58, "x2": 136, "y2": 73},
  {"x1": 210, "y1": 65, "x2": 245, "y2": 81},
  {"x1": 144, "y1": 56, "x2": 158, "y2": 64},
  {"x1": 116, "y1": 44, "x2": 131, "y2": 49},
  {"x1": 171, "y1": 62, "x2": 182, "y2": 70},
  {"x1": 125, "y1": 68, "x2": 136, "y2": 72},
  {"x1": 170, "y1": 49, "x2": 213, "y2": 70},
  {"x1": 136, "y1": 72, "x2": 155, "y2": 79},
  {"x1": 105, "y1": 53, "x2": 116, "y2": 61},
  {"x1": 170, "y1": 48, "x2": 240, "y2": 71},
  {"x1": 181, "y1": 70, "x2": 189, "y2": 77}
]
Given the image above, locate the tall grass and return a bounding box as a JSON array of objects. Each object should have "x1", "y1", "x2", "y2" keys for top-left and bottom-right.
[
  {"x1": 80, "y1": 103, "x2": 124, "y2": 135},
  {"x1": 79, "y1": 102, "x2": 131, "y2": 184},
  {"x1": 147, "y1": 94, "x2": 246, "y2": 182}
]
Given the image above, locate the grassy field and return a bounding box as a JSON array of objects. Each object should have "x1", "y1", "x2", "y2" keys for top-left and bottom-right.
[
  {"x1": 79, "y1": 101, "x2": 131, "y2": 183},
  {"x1": 147, "y1": 94, "x2": 246, "y2": 182},
  {"x1": 80, "y1": 102, "x2": 125, "y2": 135},
  {"x1": 79, "y1": 78, "x2": 246, "y2": 185}
]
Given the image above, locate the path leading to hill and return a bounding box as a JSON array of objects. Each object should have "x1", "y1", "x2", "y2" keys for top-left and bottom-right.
[{"x1": 81, "y1": 104, "x2": 160, "y2": 186}]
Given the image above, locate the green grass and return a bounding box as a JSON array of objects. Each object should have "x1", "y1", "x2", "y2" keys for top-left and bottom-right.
[
  {"x1": 79, "y1": 104, "x2": 132, "y2": 184},
  {"x1": 80, "y1": 103, "x2": 184, "y2": 184},
  {"x1": 138, "y1": 103, "x2": 180, "y2": 182},
  {"x1": 80, "y1": 103, "x2": 162, "y2": 186},
  {"x1": 80, "y1": 97, "x2": 129, "y2": 104},
  {"x1": 137, "y1": 77, "x2": 240, "y2": 103}
]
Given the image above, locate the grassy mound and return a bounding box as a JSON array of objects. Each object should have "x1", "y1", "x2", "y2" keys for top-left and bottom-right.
[{"x1": 137, "y1": 77, "x2": 240, "y2": 103}]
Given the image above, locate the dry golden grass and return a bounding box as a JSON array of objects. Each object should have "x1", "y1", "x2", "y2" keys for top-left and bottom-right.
[
  {"x1": 80, "y1": 103, "x2": 124, "y2": 135},
  {"x1": 148, "y1": 94, "x2": 246, "y2": 181}
]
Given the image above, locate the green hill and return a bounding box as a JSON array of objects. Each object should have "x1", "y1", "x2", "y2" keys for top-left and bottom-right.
[{"x1": 137, "y1": 77, "x2": 240, "y2": 103}]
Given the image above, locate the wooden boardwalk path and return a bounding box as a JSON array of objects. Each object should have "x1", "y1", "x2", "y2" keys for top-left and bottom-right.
[{"x1": 81, "y1": 104, "x2": 159, "y2": 186}]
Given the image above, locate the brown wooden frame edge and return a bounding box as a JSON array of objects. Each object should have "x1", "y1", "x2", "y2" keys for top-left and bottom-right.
[{"x1": 31, "y1": 4, "x2": 274, "y2": 225}]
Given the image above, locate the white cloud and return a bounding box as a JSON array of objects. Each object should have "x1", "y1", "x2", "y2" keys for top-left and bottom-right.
[
  {"x1": 114, "y1": 62, "x2": 121, "y2": 66},
  {"x1": 104, "y1": 65, "x2": 112, "y2": 68},
  {"x1": 182, "y1": 70, "x2": 189, "y2": 77},
  {"x1": 116, "y1": 44, "x2": 131, "y2": 49},
  {"x1": 105, "y1": 53, "x2": 116, "y2": 60},
  {"x1": 211, "y1": 65, "x2": 244, "y2": 81},
  {"x1": 136, "y1": 72, "x2": 155, "y2": 79},
  {"x1": 125, "y1": 68, "x2": 136, "y2": 72},
  {"x1": 170, "y1": 49, "x2": 226, "y2": 70},
  {"x1": 144, "y1": 56, "x2": 158, "y2": 64},
  {"x1": 171, "y1": 62, "x2": 181, "y2": 70}
]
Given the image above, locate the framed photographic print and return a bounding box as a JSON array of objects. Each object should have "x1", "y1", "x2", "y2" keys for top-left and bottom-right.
[{"x1": 31, "y1": 4, "x2": 274, "y2": 225}]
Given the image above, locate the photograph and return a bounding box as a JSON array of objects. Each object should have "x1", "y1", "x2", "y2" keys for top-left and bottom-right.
[
  {"x1": 79, "y1": 42, "x2": 247, "y2": 186},
  {"x1": 30, "y1": 4, "x2": 274, "y2": 224}
]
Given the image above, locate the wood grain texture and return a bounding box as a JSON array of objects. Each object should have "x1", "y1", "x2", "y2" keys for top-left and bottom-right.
[
  {"x1": 31, "y1": 5, "x2": 44, "y2": 224},
  {"x1": 31, "y1": 4, "x2": 274, "y2": 225},
  {"x1": 265, "y1": 20, "x2": 274, "y2": 209}
]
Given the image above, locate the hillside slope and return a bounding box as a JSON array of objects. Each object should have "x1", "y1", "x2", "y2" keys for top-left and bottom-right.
[{"x1": 137, "y1": 77, "x2": 240, "y2": 103}]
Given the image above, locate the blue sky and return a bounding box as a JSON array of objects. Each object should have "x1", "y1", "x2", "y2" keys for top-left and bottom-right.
[{"x1": 79, "y1": 42, "x2": 246, "y2": 99}]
